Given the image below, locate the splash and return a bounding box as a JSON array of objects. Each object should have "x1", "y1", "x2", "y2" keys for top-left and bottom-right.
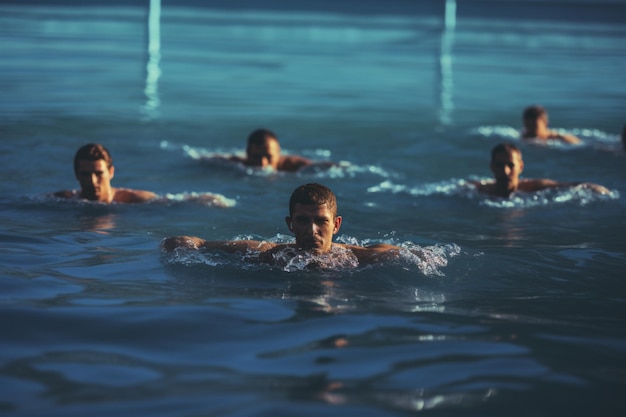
[
  {"x1": 337, "y1": 236, "x2": 461, "y2": 276},
  {"x1": 271, "y1": 245, "x2": 360, "y2": 272},
  {"x1": 472, "y1": 125, "x2": 520, "y2": 141},
  {"x1": 367, "y1": 179, "x2": 469, "y2": 196},
  {"x1": 399, "y1": 242, "x2": 461, "y2": 276},
  {"x1": 161, "y1": 236, "x2": 461, "y2": 276},
  {"x1": 472, "y1": 125, "x2": 622, "y2": 151},
  {"x1": 161, "y1": 192, "x2": 236, "y2": 208},
  {"x1": 479, "y1": 186, "x2": 619, "y2": 209},
  {"x1": 161, "y1": 245, "x2": 223, "y2": 267},
  {"x1": 368, "y1": 179, "x2": 619, "y2": 208},
  {"x1": 163, "y1": 141, "x2": 394, "y2": 179}
]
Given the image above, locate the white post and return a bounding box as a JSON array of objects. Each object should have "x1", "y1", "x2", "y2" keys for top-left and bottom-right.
[
  {"x1": 438, "y1": 0, "x2": 456, "y2": 126},
  {"x1": 142, "y1": 0, "x2": 161, "y2": 120}
]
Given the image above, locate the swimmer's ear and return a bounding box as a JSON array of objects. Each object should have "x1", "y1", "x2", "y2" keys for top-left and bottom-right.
[
  {"x1": 109, "y1": 165, "x2": 115, "y2": 179},
  {"x1": 333, "y1": 216, "x2": 342, "y2": 234},
  {"x1": 285, "y1": 216, "x2": 293, "y2": 231}
]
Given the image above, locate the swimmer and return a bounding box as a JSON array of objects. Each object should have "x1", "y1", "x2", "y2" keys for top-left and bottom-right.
[
  {"x1": 53, "y1": 143, "x2": 157, "y2": 204},
  {"x1": 521, "y1": 105, "x2": 581, "y2": 144},
  {"x1": 162, "y1": 183, "x2": 419, "y2": 266},
  {"x1": 225, "y1": 128, "x2": 333, "y2": 172},
  {"x1": 470, "y1": 142, "x2": 610, "y2": 198}
]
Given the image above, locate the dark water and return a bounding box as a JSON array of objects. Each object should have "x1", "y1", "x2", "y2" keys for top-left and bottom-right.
[{"x1": 1, "y1": 1, "x2": 625, "y2": 416}]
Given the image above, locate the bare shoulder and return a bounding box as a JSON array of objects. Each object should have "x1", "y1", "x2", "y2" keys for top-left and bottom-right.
[
  {"x1": 162, "y1": 236, "x2": 278, "y2": 254},
  {"x1": 228, "y1": 155, "x2": 246, "y2": 164},
  {"x1": 576, "y1": 182, "x2": 611, "y2": 194},
  {"x1": 468, "y1": 180, "x2": 495, "y2": 194},
  {"x1": 278, "y1": 155, "x2": 313, "y2": 172},
  {"x1": 341, "y1": 243, "x2": 402, "y2": 264},
  {"x1": 52, "y1": 190, "x2": 78, "y2": 199},
  {"x1": 518, "y1": 178, "x2": 561, "y2": 192},
  {"x1": 548, "y1": 131, "x2": 581, "y2": 144},
  {"x1": 161, "y1": 235, "x2": 206, "y2": 251},
  {"x1": 113, "y1": 188, "x2": 158, "y2": 203},
  {"x1": 258, "y1": 243, "x2": 294, "y2": 264}
]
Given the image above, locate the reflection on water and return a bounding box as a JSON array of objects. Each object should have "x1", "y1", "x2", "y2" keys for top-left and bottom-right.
[
  {"x1": 78, "y1": 213, "x2": 117, "y2": 234},
  {"x1": 367, "y1": 178, "x2": 619, "y2": 208},
  {"x1": 438, "y1": 0, "x2": 456, "y2": 126},
  {"x1": 142, "y1": 0, "x2": 161, "y2": 120}
]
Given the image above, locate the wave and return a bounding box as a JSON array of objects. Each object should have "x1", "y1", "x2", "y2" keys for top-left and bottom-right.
[
  {"x1": 368, "y1": 179, "x2": 619, "y2": 208},
  {"x1": 161, "y1": 234, "x2": 461, "y2": 277},
  {"x1": 35, "y1": 191, "x2": 236, "y2": 208},
  {"x1": 471, "y1": 125, "x2": 622, "y2": 151},
  {"x1": 160, "y1": 140, "x2": 394, "y2": 180}
]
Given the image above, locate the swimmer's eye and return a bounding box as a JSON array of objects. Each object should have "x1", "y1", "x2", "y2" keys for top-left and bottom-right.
[
  {"x1": 493, "y1": 162, "x2": 516, "y2": 169},
  {"x1": 294, "y1": 217, "x2": 331, "y2": 225}
]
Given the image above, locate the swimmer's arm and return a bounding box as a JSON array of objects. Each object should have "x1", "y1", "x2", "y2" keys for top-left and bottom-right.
[
  {"x1": 51, "y1": 190, "x2": 78, "y2": 199},
  {"x1": 467, "y1": 180, "x2": 494, "y2": 194},
  {"x1": 113, "y1": 188, "x2": 158, "y2": 203},
  {"x1": 227, "y1": 155, "x2": 246, "y2": 164},
  {"x1": 258, "y1": 243, "x2": 293, "y2": 264},
  {"x1": 345, "y1": 243, "x2": 405, "y2": 265},
  {"x1": 278, "y1": 155, "x2": 314, "y2": 172},
  {"x1": 549, "y1": 130, "x2": 581, "y2": 144},
  {"x1": 203, "y1": 154, "x2": 246, "y2": 165},
  {"x1": 572, "y1": 182, "x2": 611, "y2": 194},
  {"x1": 161, "y1": 236, "x2": 276, "y2": 253},
  {"x1": 520, "y1": 179, "x2": 610, "y2": 194}
]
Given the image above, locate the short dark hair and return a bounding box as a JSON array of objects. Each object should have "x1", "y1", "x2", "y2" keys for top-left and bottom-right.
[
  {"x1": 289, "y1": 183, "x2": 337, "y2": 217},
  {"x1": 491, "y1": 142, "x2": 521, "y2": 163},
  {"x1": 74, "y1": 143, "x2": 113, "y2": 175},
  {"x1": 247, "y1": 128, "x2": 278, "y2": 149},
  {"x1": 522, "y1": 105, "x2": 546, "y2": 121}
]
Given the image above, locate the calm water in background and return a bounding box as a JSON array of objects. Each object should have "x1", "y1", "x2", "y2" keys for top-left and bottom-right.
[{"x1": 1, "y1": 1, "x2": 625, "y2": 416}]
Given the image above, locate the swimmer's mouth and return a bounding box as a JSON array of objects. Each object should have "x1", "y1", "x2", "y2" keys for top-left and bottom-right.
[{"x1": 299, "y1": 239, "x2": 324, "y2": 250}]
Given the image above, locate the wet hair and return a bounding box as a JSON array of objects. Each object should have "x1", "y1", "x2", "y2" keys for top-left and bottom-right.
[
  {"x1": 289, "y1": 183, "x2": 337, "y2": 217},
  {"x1": 247, "y1": 128, "x2": 278, "y2": 149},
  {"x1": 73, "y1": 143, "x2": 113, "y2": 175},
  {"x1": 491, "y1": 142, "x2": 521, "y2": 163},
  {"x1": 522, "y1": 105, "x2": 547, "y2": 121}
]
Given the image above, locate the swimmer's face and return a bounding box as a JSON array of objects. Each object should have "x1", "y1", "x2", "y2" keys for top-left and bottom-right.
[
  {"x1": 524, "y1": 114, "x2": 548, "y2": 132},
  {"x1": 286, "y1": 203, "x2": 342, "y2": 254},
  {"x1": 246, "y1": 138, "x2": 281, "y2": 170},
  {"x1": 76, "y1": 159, "x2": 114, "y2": 202},
  {"x1": 491, "y1": 150, "x2": 524, "y2": 193}
]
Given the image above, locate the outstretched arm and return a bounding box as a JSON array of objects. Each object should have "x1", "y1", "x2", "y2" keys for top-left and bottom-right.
[
  {"x1": 113, "y1": 188, "x2": 158, "y2": 203},
  {"x1": 278, "y1": 155, "x2": 314, "y2": 172},
  {"x1": 519, "y1": 179, "x2": 610, "y2": 194},
  {"x1": 161, "y1": 236, "x2": 276, "y2": 253},
  {"x1": 549, "y1": 131, "x2": 581, "y2": 144},
  {"x1": 573, "y1": 182, "x2": 611, "y2": 194},
  {"x1": 345, "y1": 243, "x2": 423, "y2": 265},
  {"x1": 52, "y1": 190, "x2": 78, "y2": 199}
]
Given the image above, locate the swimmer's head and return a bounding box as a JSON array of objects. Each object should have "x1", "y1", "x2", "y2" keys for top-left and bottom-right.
[
  {"x1": 245, "y1": 129, "x2": 281, "y2": 169},
  {"x1": 73, "y1": 143, "x2": 113, "y2": 176},
  {"x1": 288, "y1": 183, "x2": 337, "y2": 218},
  {"x1": 522, "y1": 105, "x2": 548, "y2": 132}
]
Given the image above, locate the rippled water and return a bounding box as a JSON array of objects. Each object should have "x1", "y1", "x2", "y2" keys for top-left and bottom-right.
[{"x1": 1, "y1": 1, "x2": 625, "y2": 416}]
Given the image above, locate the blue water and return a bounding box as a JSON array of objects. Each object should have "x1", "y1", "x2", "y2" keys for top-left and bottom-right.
[{"x1": 1, "y1": 1, "x2": 626, "y2": 416}]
